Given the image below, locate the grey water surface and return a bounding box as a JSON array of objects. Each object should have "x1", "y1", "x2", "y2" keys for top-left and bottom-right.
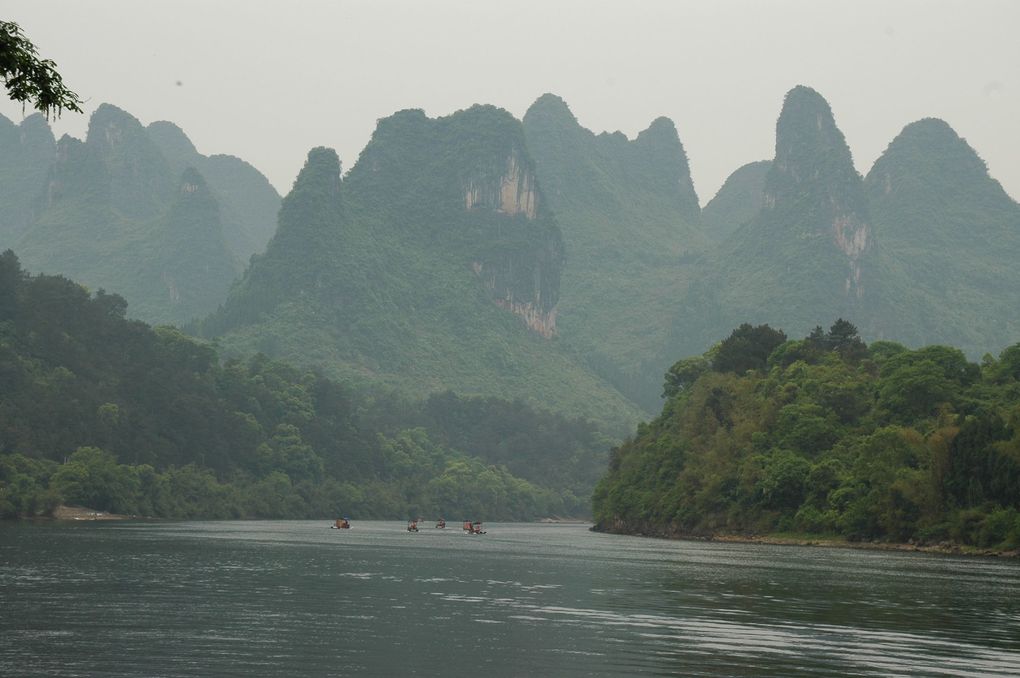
[{"x1": 2, "y1": 521, "x2": 1018, "y2": 676}]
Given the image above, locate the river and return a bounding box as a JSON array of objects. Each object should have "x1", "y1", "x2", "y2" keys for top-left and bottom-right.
[{"x1": 2, "y1": 521, "x2": 1018, "y2": 676}]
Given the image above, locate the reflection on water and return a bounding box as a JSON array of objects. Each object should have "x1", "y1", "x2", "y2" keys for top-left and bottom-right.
[{"x1": 1, "y1": 521, "x2": 1018, "y2": 676}]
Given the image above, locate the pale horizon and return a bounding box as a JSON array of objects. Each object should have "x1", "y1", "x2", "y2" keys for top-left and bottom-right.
[{"x1": 3, "y1": 0, "x2": 1017, "y2": 205}]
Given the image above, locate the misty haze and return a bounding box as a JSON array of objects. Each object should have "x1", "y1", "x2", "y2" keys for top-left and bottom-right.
[{"x1": 1, "y1": 2, "x2": 1018, "y2": 676}]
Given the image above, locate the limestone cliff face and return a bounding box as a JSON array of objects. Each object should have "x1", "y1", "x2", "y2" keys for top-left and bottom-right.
[
  {"x1": 347, "y1": 104, "x2": 564, "y2": 337},
  {"x1": 460, "y1": 136, "x2": 559, "y2": 335},
  {"x1": 763, "y1": 85, "x2": 872, "y2": 299},
  {"x1": 464, "y1": 149, "x2": 538, "y2": 220}
]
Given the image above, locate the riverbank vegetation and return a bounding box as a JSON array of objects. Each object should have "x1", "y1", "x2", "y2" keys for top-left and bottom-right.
[
  {"x1": 0, "y1": 251, "x2": 610, "y2": 520},
  {"x1": 593, "y1": 321, "x2": 1020, "y2": 552}
]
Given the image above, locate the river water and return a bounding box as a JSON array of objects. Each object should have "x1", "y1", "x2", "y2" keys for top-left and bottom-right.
[{"x1": 1, "y1": 521, "x2": 1018, "y2": 676}]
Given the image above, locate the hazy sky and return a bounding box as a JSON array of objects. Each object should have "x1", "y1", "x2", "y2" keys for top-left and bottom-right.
[{"x1": 3, "y1": 0, "x2": 1018, "y2": 204}]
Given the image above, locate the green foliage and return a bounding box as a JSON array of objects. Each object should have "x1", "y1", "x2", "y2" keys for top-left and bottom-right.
[
  {"x1": 662, "y1": 353, "x2": 711, "y2": 398},
  {"x1": 701, "y1": 161, "x2": 770, "y2": 243},
  {"x1": 0, "y1": 21, "x2": 82, "y2": 118},
  {"x1": 713, "y1": 323, "x2": 787, "y2": 374},
  {"x1": 0, "y1": 254, "x2": 609, "y2": 519},
  {"x1": 594, "y1": 322, "x2": 1020, "y2": 551},
  {"x1": 522, "y1": 94, "x2": 704, "y2": 411},
  {"x1": 198, "y1": 109, "x2": 645, "y2": 429}
]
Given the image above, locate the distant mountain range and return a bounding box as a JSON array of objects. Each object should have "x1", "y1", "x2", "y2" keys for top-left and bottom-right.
[
  {"x1": 2, "y1": 87, "x2": 1018, "y2": 424},
  {"x1": 0, "y1": 105, "x2": 279, "y2": 325},
  {"x1": 666, "y1": 86, "x2": 1020, "y2": 364}
]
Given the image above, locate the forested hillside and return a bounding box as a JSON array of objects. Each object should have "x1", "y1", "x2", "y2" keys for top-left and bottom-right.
[
  {"x1": 865, "y1": 118, "x2": 1020, "y2": 355},
  {"x1": 594, "y1": 321, "x2": 1020, "y2": 551},
  {"x1": 199, "y1": 108, "x2": 647, "y2": 429},
  {"x1": 522, "y1": 94, "x2": 704, "y2": 410},
  {"x1": 0, "y1": 251, "x2": 611, "y2": 520}
]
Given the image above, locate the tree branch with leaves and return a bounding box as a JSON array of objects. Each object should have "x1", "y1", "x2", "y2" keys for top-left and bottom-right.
[{"x1": 0, "y1": 20, "x2": 82, "y2": 118}]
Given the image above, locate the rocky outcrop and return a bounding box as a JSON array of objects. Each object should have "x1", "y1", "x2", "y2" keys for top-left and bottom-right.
[
  {"x1": 345, "y1": 104, "x2": 564, "y2": 337},
  {"x1": 464, "y1": 150, "x2": 538, "y2": 219}
]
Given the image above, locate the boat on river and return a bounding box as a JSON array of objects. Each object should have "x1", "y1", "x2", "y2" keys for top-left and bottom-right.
[
  {"x1": 331, "y1": 517, "x2": 351, "y2": 529},
  {"x1": 435, "y1": 518, "x2": 446, "y2": 529},
  {"x1": 407, "y1": 519, "x2": 420, "y2": 532},
  {"x1": 463, "y1": 521, "x2": 486, "y2": 535}
]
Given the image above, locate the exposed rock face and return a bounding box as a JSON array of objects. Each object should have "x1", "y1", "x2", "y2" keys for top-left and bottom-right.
[
  {"x1": 464, "y1": 150, "x2": 538, "y2": 219},
  {"x1": 474, "y1": 257, "x2": 558, "y2": 337},
  {"x1": 346, "y1": 104, "x2": 563, "y2": 337},
  {"x1": 496, "y1": 298, "x2": 557, "y2": 338}
]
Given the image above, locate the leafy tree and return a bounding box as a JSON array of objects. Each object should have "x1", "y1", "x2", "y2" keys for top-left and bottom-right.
[
  {"x1": 713, "y1": 323, "x2": 787, "y2": 375},
  {"x1": 758, "y1": 451, "x2": 811, "y2": 510},
  {"x1": 0, "y1": 256, "x2": 609, "y2": 519},
  {"x1": 0, "y1": 21, "x2": 81, "y2": 117},
  {"x1": 594, "y1": 322, "x2": 1020, "y2": 551},
  {"x1": 663, "y1": 354, "x2": 711, "y2": 398}
]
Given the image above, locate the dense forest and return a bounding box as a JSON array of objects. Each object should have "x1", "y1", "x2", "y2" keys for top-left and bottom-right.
[
  {"x1": 0, "y1": 251, "x2": 610, "y2": 520},
  {"x1": 593, "y1": 321, "x2": 1020, "y2": 551}
]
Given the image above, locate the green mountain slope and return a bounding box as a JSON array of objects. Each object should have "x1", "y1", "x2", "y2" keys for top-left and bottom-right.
[
  {"x1": 9, "y1": 104, "x2": 278, "y2": 326},
  {"x1": 0, "y1": 113, "x2": 55, "y2": 244},
  {"x1": 865, "y1": 118, "x2": 1020, "y2": 354},
  {"x1": 701, "y1": 160, "x2": 770, "y2": 243},
  {"x1": 201, "y1": 107, "x2": 645, "y2": 429},
  {"x1": 522, "y1": 94, "x2": 704, "y2": 410},
  {"x1": 147, "y1": 120, "x2": 280, "y2": 264},
  {"x1": 668, "y1": 89, "x2": 1020, "y2": 365},
  {"x1": 667, "y1": 86, "x2": 881, "y2": 358},
  {"x1": 14, "y1": 105, "x2": 234, "y2": 325}
]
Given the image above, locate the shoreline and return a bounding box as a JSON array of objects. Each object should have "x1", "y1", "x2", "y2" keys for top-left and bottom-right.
[
  {"x1": 19, "y1": 510, "x2": 591, "y2": 524},
  {"x1": 592, "y1": 523, "x2": 1020, "y2": 559},
  {"x1": 48, "y1": 505, "x2": 137, "y2": 521}
]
